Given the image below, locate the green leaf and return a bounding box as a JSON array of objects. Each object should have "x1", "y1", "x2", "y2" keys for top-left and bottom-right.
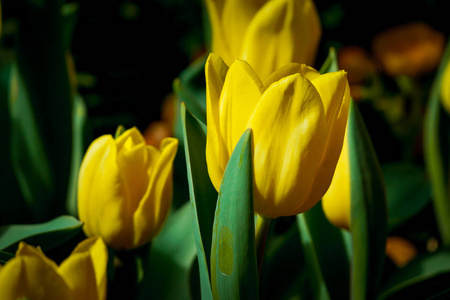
[
  {"x1": 382, "y1": 162, "x2": 431, "y2": 232},
  {"x1": 16, "y1": 0, "x2": 73, "y2": 217},
  {"x1": 423, "y1": 39, "x2": 450, "y2": 246},
  {"x1": 0, "y1": 215, "x2": 83, "y2": 253},
  {"x1": 211, "y1": 129, "x2": 259, "y2": 300},
  {"x1": 8, "y1": 64, "x2": 55, "y2": 221},
  {"x1": 296, "y1": 213, "x2": 331, "y2": 300},
  {"x1": 140, "y1": 202, "x2": 197, "y2": 300},
  {"x1": 348, "y1": 100, "x2": 388, "y2": 300},
  {"x1": 66, "y1": 95, "x2": 87, "y2": 217},
  {"x1": 174, "y1": 55, "x2": 208, "y2": 125},
  {"x1": 379, "y1": 250, "x2": 450, "y2": 299},
  {"x1": 181, "y1": 103, "x2": 217, "y2": 300},
  {"x1": 114, "y1": 124, "x2": 127, "y2": 139},
  {"x1": 297, "y1": 202, "x2": 351, "y2": 300},
  {"x1": 0, "y1": 61, "x2": 31, "y2": 225},
  {"x1": 319, "y1": 47, "x2": 339, "y2": 74}
]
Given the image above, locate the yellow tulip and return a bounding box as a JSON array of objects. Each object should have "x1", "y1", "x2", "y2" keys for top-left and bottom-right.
[
  {"x1": 441, "y1": 60, "x2": 450, "y2": 115},
  {"x1": 78, "y1": 127, "x2": 178, "y2": 249},
  {"x1": 0, "y1": 236, "x2": 108, "y2": 300},
  {"x1": 205, "y1": 53, "x2": 350, "y2": 218},
  {"x1": 205, "y1": 0, "x2": 321, "y2": 80},
  {"x1": 321, "y1": 129, "x2": 351, "y2": 230}
]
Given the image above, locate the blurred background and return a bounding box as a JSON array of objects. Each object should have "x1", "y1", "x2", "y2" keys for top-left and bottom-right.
[{"x1": 1, "y1": 0, "x2": 447, "y2": 138}]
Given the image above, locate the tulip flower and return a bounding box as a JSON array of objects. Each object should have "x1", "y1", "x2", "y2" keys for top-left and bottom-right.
[
  {"x1": 0, "y1": 236, "x2": 108, "y2": 300},
  {"x1": 205, "y1": 0, "x2": 321, "y2": 80},
  {"x1": 78, "y1": 127, "x2": 178, "y2": 250},
  {"x1": 441, "y1": 59, "x2": 450, "y2": 114},
  {"x1": 205, "y1": 53, "x2": 350, "y2": 218}
]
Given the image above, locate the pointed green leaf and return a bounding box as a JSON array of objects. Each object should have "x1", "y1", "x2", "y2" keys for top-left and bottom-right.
[
  {"x1": 174, "y1": 55, "x2": 208, "y2": 125},
  {"x1": 140, "y1": 203, "x2": 197, "y2": 299},
  {"x1": 319, "y1": 47, "x2": 339, "y2": 74},
  {"x1": 114, "y1": 124, "x2": 126, "y2": 139},
  {"x1": 423, "y1": 40, "x2": 450, "y2": 246},
  {"x1": 296, "y1": 213, "x2": 331, "y2": 300},
  {"x1": 8, "y1": 64, "x2": 55, "y2": 221},
  {"x1": 16, "y1": 0, "x2": 73, "y2": 216},
  {"x1": 66, "y1": 95, "x2": 87, "y2": 217},
  {"x1": 348, "y1": 100, "x2": 388, "y2": 300},
  {"x1": 181, "y1": 103, "x2": 217, "y2": 300},
  {"x1": 0, "y1": 62, "x2": 31, "y2": 224},
  {"x1": 0, "y1": 215, "x2": 83, "y2": 253},
  {"x1": 382, "y1": 162, "x2": 431, "y2": 232},
  {"x1": 297, "y1": 202, "x2": 351, "y2": 300},
  {"x1": 211, "y1": 129, "x2": 259, "y2": 300},
  {"x1": 379, "y1": 250, "x2": 450, "y2": 299}
]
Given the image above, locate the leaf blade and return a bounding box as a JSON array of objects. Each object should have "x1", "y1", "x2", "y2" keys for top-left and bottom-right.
[
  {"x1": 211, "y1": 129, "x2": 259, "y2": 300},
  {"x1": 181, "y1": 103, "x2": 217, "y2": 300}
]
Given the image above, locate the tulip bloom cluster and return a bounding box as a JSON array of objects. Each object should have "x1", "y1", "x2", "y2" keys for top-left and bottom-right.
[
  {"x1": 0, "y1": 237, "x2": 107, "y2": 300},
  {"x1": 78, "y1": 127, "x2": 178, "y2": 250},
  {"x1": 205, "y1": 53, "x2": 350, "y2": 218},
  {"x1": 206, "y1": 0, "x2": 321, "y2": 80}
]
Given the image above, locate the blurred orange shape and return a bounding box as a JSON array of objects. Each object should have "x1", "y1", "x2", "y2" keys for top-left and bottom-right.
[
  {"x1": 338, "y1": 45, "x2": 378, "y2": 84},
  {"x1": 372, "y1": 22, "x2": 445, "y2": 77},
  {"x1": 144, "y1": 121, "x2": 172, "y2": 147},
  {"x1": 385, "y1": 236, "x2": 418, "y2": 267}
]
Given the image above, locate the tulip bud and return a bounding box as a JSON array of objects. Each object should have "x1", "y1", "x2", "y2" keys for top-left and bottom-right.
[
  {"x1": 0, "y1": 236, "x2": 108, "y2": 300},
  {"x1": 205, "y1": 54, "x2": 350, "y2": 218},
  {"x1": 78, "y1": 127, "x2": 178, "y2": 249},
  {"x1": 206, "y1": 0, "x2": 321, "y2": 80}
]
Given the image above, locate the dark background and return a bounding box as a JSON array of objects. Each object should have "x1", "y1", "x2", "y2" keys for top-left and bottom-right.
[
  {"x1": 2, "y1": 0, "x2": 449, "y2": 150},
  {"x1": 76, "y1": 0, "x2": 450, "y2": 141}
]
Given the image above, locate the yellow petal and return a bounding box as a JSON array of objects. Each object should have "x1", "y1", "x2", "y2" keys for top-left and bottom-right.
[
  {"x1": 310, "y1": 71, "x2": 349, "y2": 127},
  {"x1": 219, "y1": 59, "x2": 264, "y2": 157},
  {"x1": 241, "y1": 0, "x2": 321, "y2": 79},
  {"x1": 221, "y1": 0, "x2": 264, "y2": 64},
  {"x1": 206, "y1": 53, "x2": 230, "y2": 192},
  {"x1": 116, "y1": 128, "x2": 150, "y2": 234},
  {"x1": 205, "y1": 0, "x2": 233, "y2": 65},
  {"x1": 132, "y1": 137, "x2": 179, "y2": 248},
  {"x1": 306, "y1": 72, "x2": 350, "y2": 202},
  {"x1": 263, "y1": 63, "x2": 320, "y2": 89},
  {"x1": 59, "y1": 237, "x2": 108, "y2": 300},
  {"x1": 321, "y1": 130, "x2": 351, "y2": 230},
  {"x1": 441, "y1": 60, "x2": 450, "y2": 114},
  {"x1": 0, "y1": 242, "x2": 72, "y2": 300},
  {"x1": 249, "y1": 73, "x2": 327, "y2": 218},
  {"x1": 115, "y1": 126, "x2": 146, "y2": 149},
  {"x1": 78, "y1": 135, "x2": 129, "y2": 249}
]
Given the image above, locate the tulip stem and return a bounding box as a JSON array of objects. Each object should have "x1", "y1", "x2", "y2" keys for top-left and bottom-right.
[{"x1": 255, "y1": 215, "x2": 271, "y2": 277}]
